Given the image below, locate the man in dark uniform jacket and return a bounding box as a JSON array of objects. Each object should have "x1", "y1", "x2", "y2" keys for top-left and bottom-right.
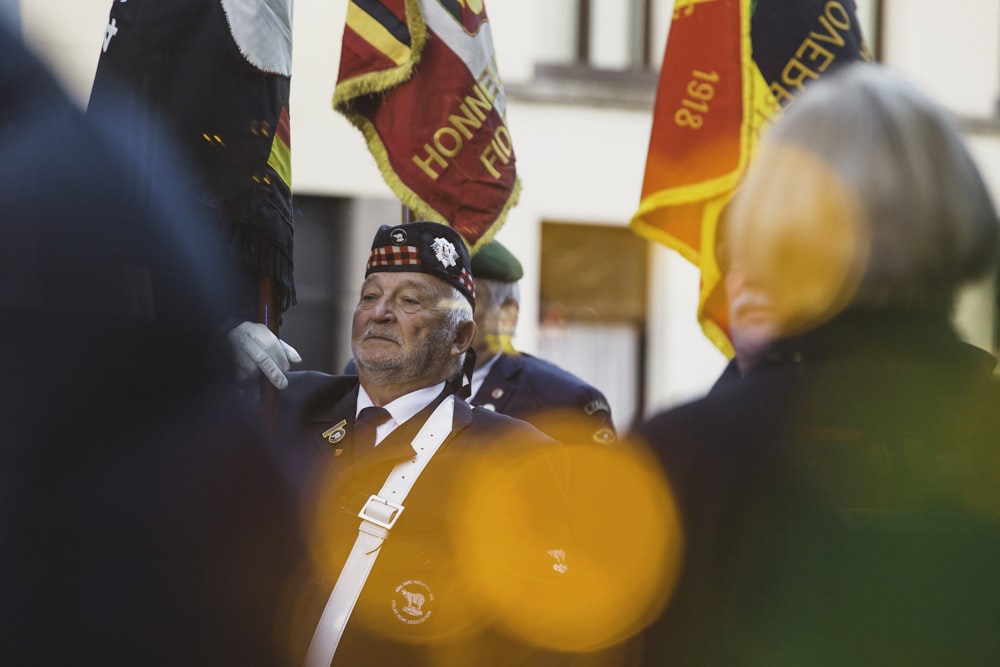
[
  {"x1": 231, "y1": 222, "x2": 577, "y2": 667},
  {"x1": 466, "y1": 240, "x2": 617, "y2": 446}
]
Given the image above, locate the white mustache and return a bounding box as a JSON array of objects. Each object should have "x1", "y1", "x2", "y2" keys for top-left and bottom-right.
[{"x1": 363, "y1": 328, "x2": 400, "y2": 344}]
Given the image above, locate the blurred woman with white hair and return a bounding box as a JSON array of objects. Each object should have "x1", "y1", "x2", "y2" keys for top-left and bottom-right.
[{"x1": 631, "y1": 63, "x2": 1000, "y2": 666}]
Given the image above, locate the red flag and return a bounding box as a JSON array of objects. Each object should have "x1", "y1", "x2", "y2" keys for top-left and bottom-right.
[
  {"x1": 334, "y1": 0, "x2": 519, "y2": 250},
  {"x1": 631, "y1": 0, "x2": 869, "y2": 356}
]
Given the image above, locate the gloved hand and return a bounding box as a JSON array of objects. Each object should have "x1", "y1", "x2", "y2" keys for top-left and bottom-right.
[{"x1": 227, "y1": 321, "x2": 301, "y2": 390}]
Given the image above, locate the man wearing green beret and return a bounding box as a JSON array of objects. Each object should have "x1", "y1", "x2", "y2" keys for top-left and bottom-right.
[{"x1": 468, "y1": 240, "x2": 617, "y2": 446}]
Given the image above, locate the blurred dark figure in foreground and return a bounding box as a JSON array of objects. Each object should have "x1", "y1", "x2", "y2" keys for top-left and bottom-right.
[
  {"x1": 632, "y1": 63, "x2": 1000, "y2": 666},
  {"x1": 0, "y1": 28, "x2": 307, "y2": 666}
]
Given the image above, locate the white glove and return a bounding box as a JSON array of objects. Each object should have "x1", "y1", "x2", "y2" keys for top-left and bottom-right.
[{"x1": 227, "y1": 321, "x2": 301, "y2": 390}]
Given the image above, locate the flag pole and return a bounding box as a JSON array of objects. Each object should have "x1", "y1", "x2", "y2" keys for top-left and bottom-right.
[{"x1": 259, "y1": 266, "x2": 280, "y2": 428}]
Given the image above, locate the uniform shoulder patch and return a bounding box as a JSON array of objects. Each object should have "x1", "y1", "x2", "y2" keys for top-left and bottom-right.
[{"x1": 584, "y1": 399, "x2": 611, "y2": 416}]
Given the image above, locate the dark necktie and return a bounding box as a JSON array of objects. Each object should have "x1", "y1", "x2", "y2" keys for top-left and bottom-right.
[{"x1": 354, "y1": 406, "x2": 392, "y2": 452}]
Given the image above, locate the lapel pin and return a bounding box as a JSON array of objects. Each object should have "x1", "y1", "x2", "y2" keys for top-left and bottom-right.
[{"x1": 322, "y1": 420, "x2": 347, "y2": 447}]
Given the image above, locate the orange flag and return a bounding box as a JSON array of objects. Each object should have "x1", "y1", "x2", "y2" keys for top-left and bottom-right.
[{"x1": 630, "y1": 0, "x2": 869, "y2": 356}]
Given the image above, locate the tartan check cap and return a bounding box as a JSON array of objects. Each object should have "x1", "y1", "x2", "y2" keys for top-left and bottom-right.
[{"x1": 365, "y1": 221, "x2": 476, "y2": 309}]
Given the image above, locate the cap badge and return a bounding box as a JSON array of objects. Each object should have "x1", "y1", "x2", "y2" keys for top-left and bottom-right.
[
  {"x1": 430, "y1": 237, "x2": 459, "y2": 268},
  {"x1": 390, "y1": 228, "x2": 408, "y2": 244}
]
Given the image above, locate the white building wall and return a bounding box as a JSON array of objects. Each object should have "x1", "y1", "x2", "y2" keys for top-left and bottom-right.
[
  {"x1": 19, "y1": 0, "x2": 107, "y2": 107},
  {"x1": 881, "y1": 1, "x2": 1000, "y2": 356},
  {"x1": 19, "y1": 0, "x2": 1000, "y2": 422},
  {"x1": 883, "y1": 0, "x2": 1000, "y2": 119}
]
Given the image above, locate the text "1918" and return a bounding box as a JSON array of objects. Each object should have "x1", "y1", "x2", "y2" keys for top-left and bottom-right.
[{"x1": 674, "y1": 70, "x2": 719, "y2": 129}]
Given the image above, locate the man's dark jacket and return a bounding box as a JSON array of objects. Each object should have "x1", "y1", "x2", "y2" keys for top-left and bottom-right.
[
  {"x1": 472, "y1": 352, "x2": 617, "y2": 445},
  {"x1": 278, "y1": 371, "x2": 574, "y2": 667}
]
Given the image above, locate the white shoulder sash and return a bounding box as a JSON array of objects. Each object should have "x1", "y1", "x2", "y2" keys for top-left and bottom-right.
[{"x1": 303, "y1": 395, "x2": 456, "y2": 667}]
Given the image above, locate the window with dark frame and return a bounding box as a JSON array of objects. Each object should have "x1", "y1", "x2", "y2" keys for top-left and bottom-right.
[
  {"x1": 508, "y1": 0, "x2": 659, "y2": 109},
  {"x1": 509, "y1": 0, "x2": 884, "y2": 110},
  {"x1": 574, "y1": 0, "x2": 655, "y2": 71}
]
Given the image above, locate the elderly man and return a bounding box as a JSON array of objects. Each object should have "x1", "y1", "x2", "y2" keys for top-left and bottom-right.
[
  {"x1": 230, "y1": 221, "x2": 572, "y2": 667},
  {"x1": 340, "y1": 239, "x2": 618, "y2": 445}
]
